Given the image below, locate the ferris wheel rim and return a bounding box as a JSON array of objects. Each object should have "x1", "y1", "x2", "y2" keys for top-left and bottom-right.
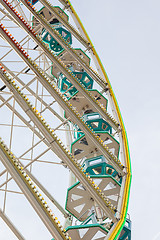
[{"x1": 0, "y1": 0, "x2": 132, "y2": 239}]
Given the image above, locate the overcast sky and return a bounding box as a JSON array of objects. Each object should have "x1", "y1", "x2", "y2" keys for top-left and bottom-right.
[
  {"x1": 71, "y1": 0, "x2": 160, "y2": 239},
  {"x1": 0, "y1": 0, "x2": 160, "y2": 239}
]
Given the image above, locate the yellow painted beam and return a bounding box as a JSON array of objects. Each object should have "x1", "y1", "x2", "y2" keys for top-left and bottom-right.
[{"x1": 67, "y1": 1, "x2": 132, "y2": 239}]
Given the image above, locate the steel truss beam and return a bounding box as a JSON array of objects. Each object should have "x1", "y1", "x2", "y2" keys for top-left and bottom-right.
[
  {"x1": 0, "y1": 66, "x2": 117, "y2": 222},
  {"x1": 0, "y1": 145, "x2": 67, "y2": 240},
  {"x1": 0, "y1": 23, "x2": 123, "y2": 174},
  {"x1": 0, "y1": 208, "x2": 25, "y2": 240},
  {"x1": 1, "y1": 0, "x2": 119, "y2": 132}
]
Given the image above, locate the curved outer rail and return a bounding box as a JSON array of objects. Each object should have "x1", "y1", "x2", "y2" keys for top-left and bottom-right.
[
  {"x1": 62, "y1": 1, "x2": 132, "y2": 239},
  {"x1": 0, "y1": 61, "x2": 117, "y2": 222},
  {"x1": 0, "y1": 0, "x2": 132, "y2": 238},
  {"x1": 68, "y1": 0, "x2": 132, "y2": 240},
  {"x1": 0, "y1": 3, "x2": 124, "y2": 175}
]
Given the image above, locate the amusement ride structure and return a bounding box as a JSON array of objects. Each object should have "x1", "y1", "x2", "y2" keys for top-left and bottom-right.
[{"x1": 0, "y1": 0, "x2": 132, "y2": 239}]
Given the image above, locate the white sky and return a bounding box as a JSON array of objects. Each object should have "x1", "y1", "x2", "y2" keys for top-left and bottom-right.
[
  {"x1": 71, "y1": 0, "x2": 160, "y2": 239},
  {"x1": 0, "y1": 0, "x2": 160, "y2": 239}
]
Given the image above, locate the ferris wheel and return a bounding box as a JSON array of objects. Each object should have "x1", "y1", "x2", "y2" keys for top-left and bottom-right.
[{"x1": 0, "y1": 0, "x2": 132, "y2": 239}]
